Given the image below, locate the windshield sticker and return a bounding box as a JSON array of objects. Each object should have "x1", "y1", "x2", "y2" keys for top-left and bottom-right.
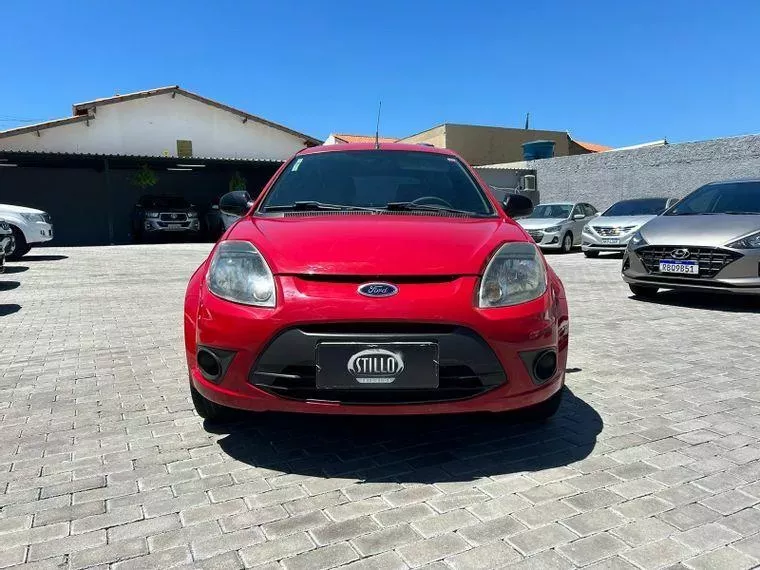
[{"x1": 292, "y1": 158, "x2": 303, "y2": 172}]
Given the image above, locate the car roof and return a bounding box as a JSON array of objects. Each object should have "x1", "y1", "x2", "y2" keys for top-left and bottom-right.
[
  {"x1": 538, "y1": 202, "x2": 576, "y2": 206},
  {"x1": 614, "y1": 197, "x2": 669, "y2": 202},
  {"x1": 297, "y1": 142, "x2": 460, "y2": 157}
]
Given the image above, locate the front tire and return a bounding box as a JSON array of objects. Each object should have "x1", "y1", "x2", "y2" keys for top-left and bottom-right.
[
  {"x1": 190, "y1": 382, "x2": 233, "y2": 423},
  {"x1": 561, "y1": 232, "x2": 573, "y2": 254},
  {"x1": 584, "y1": 250, "x2": 599, "y2": 258},
  {"x1": 629, "y1": 284, "x2": 659, "y2": 298},
  {"x1": 7, "y1": 227, "x2": 30, "y2": 261}
]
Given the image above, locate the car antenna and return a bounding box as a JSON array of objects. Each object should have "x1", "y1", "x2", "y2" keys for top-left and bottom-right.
[{"x1": 374, "y1": 101, "x2": 382, "y2": 149}]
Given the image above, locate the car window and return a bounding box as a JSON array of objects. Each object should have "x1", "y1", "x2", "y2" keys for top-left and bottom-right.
[
  {"x1": 602, "y1": 199, "x2": 668, "y2": 216},
  {"x1": 571, "y1": 205, "x2": 584, "y2": 218},
  {"x1": 666, "y1": 181, "x2": 760, "y2": 215},
  {"x1": 259, "y1": 150, "x2": 495, "y2": 216},
  {"x1": 526, "y1": 204, "x2": 573, "y2": 219},
  {"x1": 583, "y1": 204, "x2": 597, "y2": 216}
]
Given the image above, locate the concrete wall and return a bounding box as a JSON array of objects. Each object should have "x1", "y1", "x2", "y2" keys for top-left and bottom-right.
[
  {"x1": 399, "y1": 125, "x2": 448, "y2": 149},
  {"x1": 0, "y1": 93, "x2": 310, "y2": 160},
  {"x1": 522, "y1": 134, "x2": 760, "y2": 210}
]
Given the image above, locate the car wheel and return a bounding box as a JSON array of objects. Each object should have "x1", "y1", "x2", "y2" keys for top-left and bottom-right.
[
  {"x1": 7, "y1": 227, "x2": 30, "y2": 261},
  {"x1": 190, "y1": 382, "x2": 233, "y2": 423},
  {"x1": 629, "y1": 284, "x2": 659, "y2": 298},
  {"x1": 561, "y1": 232, "x2": 573, "y2": 254},
  {"x1": 523, "y1": 388, "x2": 563, "y2": 422},
  {"x1": 584, "y1": 250, "x2": 599, "y2": 258}
]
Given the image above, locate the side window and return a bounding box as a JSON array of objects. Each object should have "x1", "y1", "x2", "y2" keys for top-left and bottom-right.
[
  {"x1": 584, "y1": 204, "x2": 597, "y2": 217},
  {"x1": 571, "y1": 204, "x2": 584, "y2": 218}
]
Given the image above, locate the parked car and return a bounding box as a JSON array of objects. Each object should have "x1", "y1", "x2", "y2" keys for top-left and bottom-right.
[
  {"x1": 204, "y1": 192, "x2": 252, "y2": 240},
  {"x1": 132, "y1": 195, "x2": 201, "y2": 242},
  {"x1": 184, "y1": 144, "x2": 569, "y2": 422},
  {"x1": 0, "y1": 220, "x2": 13, "y2": 272},
  {"x1": 0, "y1": 203, "x2": 54, "y2": 260},
  {"x1": 517, "y1": 202, "x2": 599, "y2": 253},
  {"x1": 582, "y1": 197, "x2": 679, "y2": 257},
  {"x1": 623, "y1": 179, "x2": 760, "y2": 297}
]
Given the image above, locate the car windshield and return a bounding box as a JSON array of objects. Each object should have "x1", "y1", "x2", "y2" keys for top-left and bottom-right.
[
  {"x1": 603, "y1": 198, "x2": 668, "y2": 216},
  {"x1": 525, "y1": 204, "x2": 572, "y2": 219},
  {"x1": 666, "y1": 181, "x2": 760, "y2": 215},
  {"x1": 258, "y1": 150, "x2": 495, "y2": 216},
  {"x1": 140, "y1": 196, "x2": 190, "y2": 209}
]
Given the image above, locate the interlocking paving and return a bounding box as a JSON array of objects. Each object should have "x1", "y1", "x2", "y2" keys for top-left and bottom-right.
[{"x1": 1, "y1": 245, "x2": 759, "y2": 569}]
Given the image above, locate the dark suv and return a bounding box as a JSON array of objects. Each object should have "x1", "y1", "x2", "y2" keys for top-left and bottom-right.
[{"x1": 132, "y1": 195, "x2": 201, "y2": 242}]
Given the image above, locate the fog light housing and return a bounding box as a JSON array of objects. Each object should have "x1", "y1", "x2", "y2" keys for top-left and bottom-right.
[
  {"x1": 533, "y1": 350, "x2": 558, "y2": 383},
  {"x1": 196, "y1": 346, "x2": 236, "y2": 383}
]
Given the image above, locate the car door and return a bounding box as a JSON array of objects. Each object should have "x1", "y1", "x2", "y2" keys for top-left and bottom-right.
[{"x1": 570, "y1": 204, "x2": 587, "y2": 244}]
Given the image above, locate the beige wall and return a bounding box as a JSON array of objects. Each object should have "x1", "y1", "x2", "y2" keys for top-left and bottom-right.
[
  {"x1": 400, "y1": 125, "x2": 448, "y2": 148},
  {"x1": 444, "y1": 125, "x2": 570, "y2": 165}
]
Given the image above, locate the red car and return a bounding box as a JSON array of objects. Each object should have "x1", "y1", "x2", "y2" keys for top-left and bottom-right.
[{"x1": 184, "y1": 143, "x2": 569, "y2": 421}]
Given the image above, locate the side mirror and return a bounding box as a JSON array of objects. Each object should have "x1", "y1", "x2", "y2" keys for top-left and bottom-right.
[
  {"x1": 573, "y1": 213, "x2": 585, "y2": 220},
  {"x1": 502, "y1": 194, "x2": 533, "y2": 218},
  {"x1": 219, "y1": 191, "x2": 253, "y2": 217}
]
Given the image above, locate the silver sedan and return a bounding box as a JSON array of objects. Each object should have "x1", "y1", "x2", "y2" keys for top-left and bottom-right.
[
  {"x1": 517, "y1": 202, "x2": 599, "y2": 253},
  {"x1": 623, "y1": 179, "x2": 760, "y2": 296}
]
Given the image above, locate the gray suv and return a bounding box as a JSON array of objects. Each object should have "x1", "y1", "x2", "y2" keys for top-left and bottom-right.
[{"x1": 623, "y1": 179, "x2": 760, "y2": 296}]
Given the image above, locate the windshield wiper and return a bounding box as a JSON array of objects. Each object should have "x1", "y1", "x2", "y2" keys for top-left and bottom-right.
[
  {"x1": 385, "y1": 202, "x2": 488, "y2": 217},
  {"x1": 264, "y1": 201, "x2": 381, "y2": 212}
]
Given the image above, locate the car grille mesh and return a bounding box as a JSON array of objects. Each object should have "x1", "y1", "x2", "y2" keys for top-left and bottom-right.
[
  {"x1": 159, "y1": 213, "x2": 188, "y2": 222},
  {"x1": 592, "y1": 226, "x2": 636, "y2": 236},
  {"x1": 527, "y1": 231, "x2": 543, "y2": 241},
  {"x1": 636, "y1": 246, "x2": 742, "y2": 278}
]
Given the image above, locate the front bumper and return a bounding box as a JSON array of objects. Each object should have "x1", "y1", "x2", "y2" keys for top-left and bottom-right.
[
  {"x1": 186, "y1": 275, "x2": 569, "y2": 415},
  {"x1": 144, "y1": 219, "x2": 201, "y2": 233},
  {"x1": 526, "y1": 230, "x2": 563, "y2": 249},
  {"x1": 622, "y1": 246, "x2": 760, "y2": 295},
  {"x1": 24, "y1": 223, "x2": 53, "y2": 245},
  {"x1": 582, "y1": 230, "x2": 634, "y2": 253}
]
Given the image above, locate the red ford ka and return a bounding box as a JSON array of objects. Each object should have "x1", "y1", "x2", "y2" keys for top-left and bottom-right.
[{"x1": 184, "y1": 143, "x2": 569, "y2": 421}]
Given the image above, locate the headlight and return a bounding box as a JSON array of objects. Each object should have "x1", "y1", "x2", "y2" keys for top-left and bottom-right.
[
  {"x1": 207, "y1": 240, "x2": 276, "y2": 307},
  {"x1": 478, "y1": 242, "x2": 547, "y2": 308},
  {"x1": 0, "y1": 221, "x2": 9, "y2": 231},
  {"x1": 145, "y1": 211, "x2": 160, "y2": 219},
  {"x1": 20, "y1": 213, "x2": 44, "y2": 223},
  {"x1": 187, "y1": 211, "x2": 198, "y2": 218},
  {"x1": 543, "y1": 225, "x2": 561, "y2": 233},
  {"x1": 727, "y1": 230, "x2": 760, "y2": 249},
  {"x1": 628, "y1": 231, "x2": 647, "y2": 250}
]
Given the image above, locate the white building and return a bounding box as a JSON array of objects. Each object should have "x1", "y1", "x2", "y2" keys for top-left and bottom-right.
[{"x1": 0, "y1": 86, "x2": 319, "y2": 159}]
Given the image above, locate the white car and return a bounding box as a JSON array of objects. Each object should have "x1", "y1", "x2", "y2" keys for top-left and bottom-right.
[
  {"x1": 0, "y1": 204, "x2": 54, "y2": 260},
  {"x1": 517, "y1": 202, "x2": 599, "y2": 253}
]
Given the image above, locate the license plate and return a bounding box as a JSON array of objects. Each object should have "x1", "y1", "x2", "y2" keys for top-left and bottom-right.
[
  {"x1": 316, "y1": 342, "x2": 439, "y2": 389},
  {"x1": 659, "y1": 259, "x2": 699, "y2": 274},
  {"x1": 167, "y1": 223, "x2": 182, "y2": 229},
  {"x1": 601, "y1": 238, "x2": 619, "y2": 245}
]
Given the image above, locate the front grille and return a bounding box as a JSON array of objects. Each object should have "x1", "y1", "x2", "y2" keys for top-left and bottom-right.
[
  {"x1": 527, "y1": 231, "x2": 543, "y2": 242},
  {"x1": 256, "y1": 364, "x2": 491, "y2": 405},
  {"x1": 249, "y1": 325, "x2": 506, "y2": 405},
  {"x1": 636, "y1": 246, "x2": 742, "y2": 278},
  {"x1": 592, "y1": 225, "x2": 636, "y2": 236},
  {"x1": 159, "y1": 213, "x2": 188, "y2": 222}
]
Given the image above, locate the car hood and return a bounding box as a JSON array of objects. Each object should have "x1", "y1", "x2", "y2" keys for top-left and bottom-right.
[
  {"x1": 0, "y1": 203, "x2": 45, "y2": 215},
  {"x1": 640, "y1": 214, "x2": 760, "y2": 246},
  {"x1": 589, "y1": 215, "x2": 655, "y2": 227},
  {"x1": 228, "y1": 215, "x2": 521, "y2": 275},
  {"x1": 517, "y1": 218, "x2": 567, "y2": 230}
]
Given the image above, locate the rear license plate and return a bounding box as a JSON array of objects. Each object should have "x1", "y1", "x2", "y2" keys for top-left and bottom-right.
[
  {"x1": 316, "y1": 342, "x2": 439, "y2": 389},
  {"x1": 601, "y1": 238, "x2": 619, "y2": 245},
  {"x1": 659, "y1": 259, "x2": 699, "y2": 274}
]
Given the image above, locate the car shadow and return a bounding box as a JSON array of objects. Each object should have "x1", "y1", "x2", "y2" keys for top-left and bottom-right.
[
  {"x1": 0, "y1": 304, "x2": 21, "y2": 316},
  {"x1": 210, "y1": 387, "x2": 602, "y2": 484},
  {"x1": 630, "y1": 291, "x2": 760, "y2": 314},
  {"x1": 21, "y1": 254, "x2": 68, "y2": 261},
  {"x1": 0, "y1": 281, "x2": 20, "y2": 291},
  {"x1": 2, "y1": 265, "x2": 29, "y2": 274}
]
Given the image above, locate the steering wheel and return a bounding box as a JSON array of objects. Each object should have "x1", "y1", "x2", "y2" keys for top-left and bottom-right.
[{"x1": 410, "y1": 196, "x2": 454, "y2": 208}]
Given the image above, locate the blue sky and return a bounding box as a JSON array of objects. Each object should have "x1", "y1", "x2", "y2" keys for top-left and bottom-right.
[{"x1": 1, "y1": 1, "x2": 758, "y2": 147}]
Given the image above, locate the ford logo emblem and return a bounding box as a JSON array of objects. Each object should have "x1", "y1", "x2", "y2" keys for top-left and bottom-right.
[
  {"x1": 357, "y1": 282, "x2": 398, "y2": 298},
  {"x1": 348, "y1": 348, "x2": 404, "y2": 383}
]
